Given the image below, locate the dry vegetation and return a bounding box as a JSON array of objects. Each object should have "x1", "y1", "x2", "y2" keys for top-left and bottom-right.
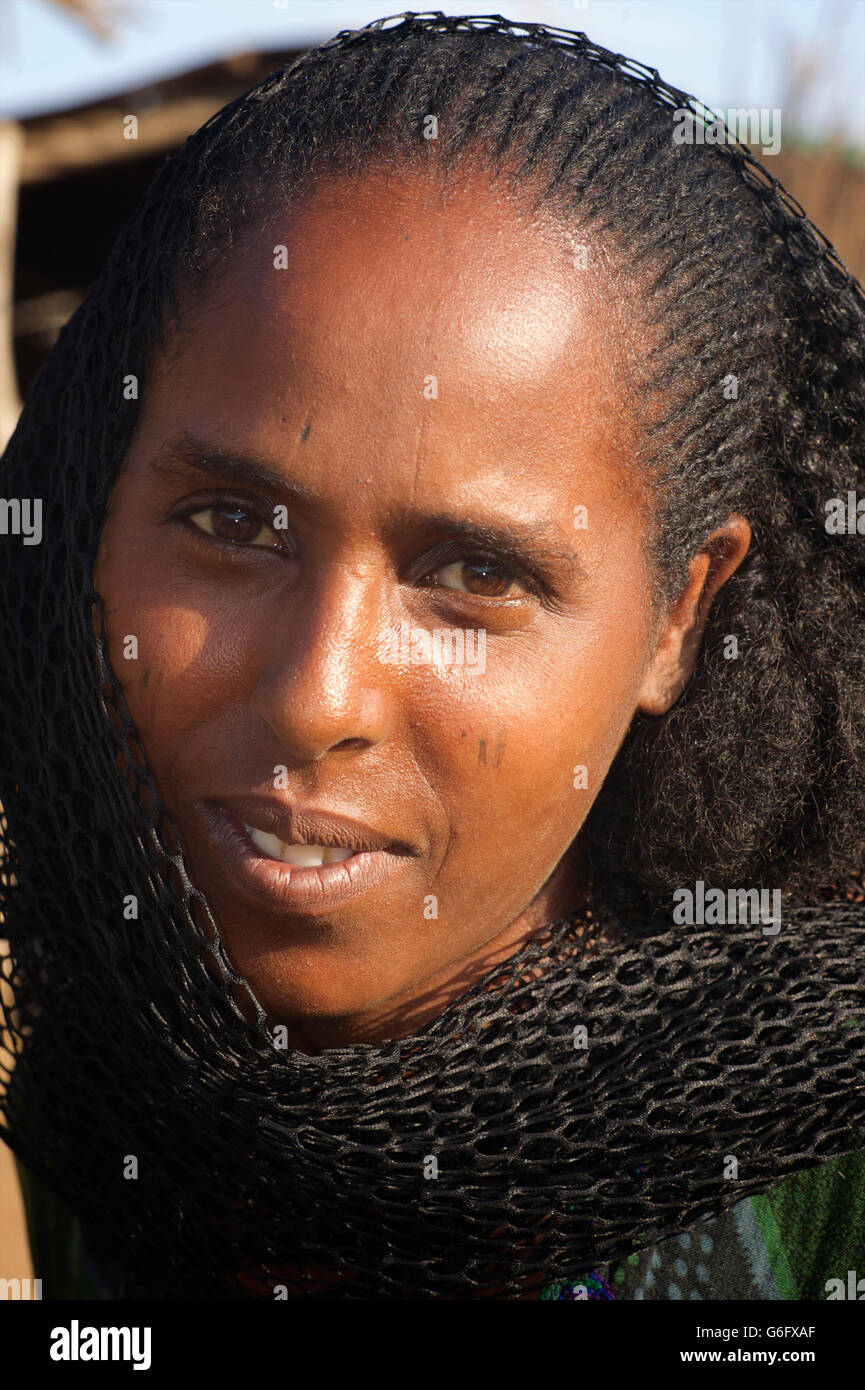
[{"x1": 745, "y1": 141, "x2": 865, "y2": 284}]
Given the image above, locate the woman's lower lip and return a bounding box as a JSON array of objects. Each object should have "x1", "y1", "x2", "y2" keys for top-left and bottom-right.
[{"x1": 199, "y1": 804, "x2": 414, "y2": 913}]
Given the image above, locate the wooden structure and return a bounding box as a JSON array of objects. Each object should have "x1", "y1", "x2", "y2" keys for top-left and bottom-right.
[{"x1": 1, "y1": 48, "x2": 304, "y2": 447}]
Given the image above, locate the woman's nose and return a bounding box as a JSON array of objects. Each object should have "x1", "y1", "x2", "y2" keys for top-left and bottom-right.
[{"x1": 248, "y1": 564, "x2": 395, "y2": 762}]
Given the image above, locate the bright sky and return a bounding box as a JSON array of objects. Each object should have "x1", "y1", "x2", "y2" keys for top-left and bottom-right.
[{"x1": 1, "y1": 0, "x2": 863, "y2": 144}]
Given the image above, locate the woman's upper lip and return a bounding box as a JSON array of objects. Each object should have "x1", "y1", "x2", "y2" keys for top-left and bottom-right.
[{"x1": 205, "y1": 797, "x2": 415, "y2": 856}]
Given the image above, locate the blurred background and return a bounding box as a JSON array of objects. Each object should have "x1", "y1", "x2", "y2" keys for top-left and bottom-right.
[{"x1": 0, "y1": 0, "x2": 863, "y2": 446}]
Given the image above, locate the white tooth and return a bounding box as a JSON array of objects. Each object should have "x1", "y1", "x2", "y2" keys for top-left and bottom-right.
[
  {"x1": 322, "y1": 846, "x2": 355, "y2": 863},
  {"x1": 245, "y1": 824, "x2": 285, "y2": 861},
  {"x1": 280, "y1": 843, "x2": 327, "y2": 867}
]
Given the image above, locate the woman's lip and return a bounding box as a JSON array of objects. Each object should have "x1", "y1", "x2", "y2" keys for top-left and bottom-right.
[{"x1": 198, "y1": 804, "x2": 414, "y2": 913}]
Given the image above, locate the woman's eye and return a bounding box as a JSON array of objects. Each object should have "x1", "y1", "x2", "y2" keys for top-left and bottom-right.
[
  {"x1": 429, "y1": 558, "x2": 528, "y2": 599},
  {"x1": 185, "y1": 504, "x2": 277, "y2": 548}
]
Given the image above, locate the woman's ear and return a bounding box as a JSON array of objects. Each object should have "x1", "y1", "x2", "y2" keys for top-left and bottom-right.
[{"x1": 637, "y1": 514, "x2": 751, "y2": 716}]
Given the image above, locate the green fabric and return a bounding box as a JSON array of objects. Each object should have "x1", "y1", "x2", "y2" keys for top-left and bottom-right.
[
  {"x1": 750, "y1": 1194, "x2": 796, "y2": 1298},
  {"x1": 752, "y1": 1149, "x2": 865, "y2": 1299},
  {"x1": 540, "y1": 1148, "x2": 865, "y2": 1299}
]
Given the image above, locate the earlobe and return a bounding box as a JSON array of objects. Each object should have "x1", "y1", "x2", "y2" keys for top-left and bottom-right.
[{"x1": 637, "y1": 515, "x2": 751, "y2": 717}]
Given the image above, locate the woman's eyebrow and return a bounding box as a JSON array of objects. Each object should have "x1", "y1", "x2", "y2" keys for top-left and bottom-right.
[
  {"x1": 396, "y1": 512, "x2": 589, "y2": 583},
  {"x1": 150, "y1": 432, "x2": 587, "y2": 582},
  {"x1": 149, "y1": 432, "x2": 318, "y2": 508}
]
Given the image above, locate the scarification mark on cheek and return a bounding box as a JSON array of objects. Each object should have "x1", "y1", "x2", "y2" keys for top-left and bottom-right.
[
  {"x1": 493, "y1": 728, "x2": 505, "y2": 768},
  {"x1": 477, "y1": 728, "x2": 506, "y2": 768}
]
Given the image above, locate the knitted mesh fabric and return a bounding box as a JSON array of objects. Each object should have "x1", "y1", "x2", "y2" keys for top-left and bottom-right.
[{"x1": 1, "y1": 12, "x2": 864, "y2": 1299}]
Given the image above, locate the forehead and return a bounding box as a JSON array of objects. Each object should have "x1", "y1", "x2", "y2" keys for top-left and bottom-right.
[{"x1": 143, "y1": 164, "x2": 645, "y2": 516}]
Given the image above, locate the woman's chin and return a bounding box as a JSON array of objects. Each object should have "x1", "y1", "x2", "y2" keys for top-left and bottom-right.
[{"x1": 214, "y1": 935, "x2": 413, "y2": 1040}]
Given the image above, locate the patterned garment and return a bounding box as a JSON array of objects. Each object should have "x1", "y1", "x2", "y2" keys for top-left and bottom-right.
[
  {"x1": 13, "y1": 1148, "x2": 865, "y2": 1300},
  {"x1": 539, "y1": 1148, "x2": 865, "y2": 1300}
]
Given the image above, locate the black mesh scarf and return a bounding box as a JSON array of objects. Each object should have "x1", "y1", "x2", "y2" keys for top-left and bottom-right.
[{"x1": 1, "y1": 11, "x2": 865, "y2": 1300}]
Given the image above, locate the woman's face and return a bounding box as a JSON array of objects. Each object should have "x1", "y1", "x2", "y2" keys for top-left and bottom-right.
[{"x1": 94, "y1": 166, "x2": 748, "y2": 1049}]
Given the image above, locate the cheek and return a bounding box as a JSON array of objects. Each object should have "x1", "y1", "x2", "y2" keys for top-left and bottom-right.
[
  {"x1": 96, "y1": 531, "x2": 243, "y2": 767},
  {"x1": 406, "y1": 614, "x2": 644, "y2": 879}
]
